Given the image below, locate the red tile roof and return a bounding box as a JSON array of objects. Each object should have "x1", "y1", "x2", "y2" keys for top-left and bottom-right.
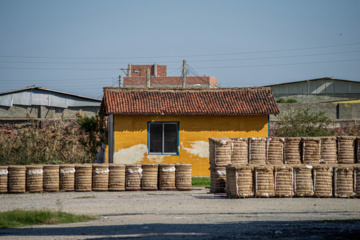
[{"x1": 101, "y1": 87, "x2": 279, "y2": 115}]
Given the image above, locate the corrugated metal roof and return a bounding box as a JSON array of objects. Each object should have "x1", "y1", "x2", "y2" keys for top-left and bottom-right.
[{"x1": 264, "y1": 77, "x2": 360, "y2": 87}]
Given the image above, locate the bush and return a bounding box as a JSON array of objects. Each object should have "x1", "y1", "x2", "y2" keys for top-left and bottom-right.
[
  {"x1": 274, "y1": 108, "x2": 334, "y2": 137},
  {"x1": 276, "y1": 97, "x2": 298, "y2": 103}
]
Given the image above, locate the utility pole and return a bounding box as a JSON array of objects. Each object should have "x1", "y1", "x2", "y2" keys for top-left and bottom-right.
[
  {"x1": 128, "y1": 64, "x2": 132, "y2": 77},
  {"x1": 118, "y1": 75, "x2": 122, "y2": 88},
  {"x1": 182, "y1": 60, "x2": 187, "y2": 88},
  {"x1": 146, "y1": 69, "x2": 151, "y2": 88}
]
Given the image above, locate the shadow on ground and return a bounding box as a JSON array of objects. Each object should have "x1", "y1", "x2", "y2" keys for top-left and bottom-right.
[{"x1": 1, "y1": 220, "x2": 360, "y2": 239}]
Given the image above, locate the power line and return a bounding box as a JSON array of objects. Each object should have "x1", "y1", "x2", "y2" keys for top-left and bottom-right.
[{"x1": 0, "y1": 42, "x2": 359, "y2": 59}]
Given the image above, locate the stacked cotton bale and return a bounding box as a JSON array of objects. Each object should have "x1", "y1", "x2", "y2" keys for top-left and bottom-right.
[
  {"x1": 231, "y1": 138, "x2": 248, "y2": 164},
  {"x1": 26, "y1": 165, "x2": 43, "y2": 193},
  {"x1": 313, "y1": 165, "x2": 333, "y2": 197},
  {"x1": 92, "y1": 164, "x2": 109, "y2": 191},
  {"x1": 209, "y1": 138, "x2": 232, "y2": 193},
  {"x1": 141, "y1": 164, "x2": 158, "y2": 190},
  {"x1": 266, "y1": 137, "x2": 284, "y2": 165},
  {"x1": 320, "y1": 137, "x2": 337, "y2": 164},
  {"x1": 254, "y1": 165, "x2": 275, "y2": 197},
  {"x1": 236, "y1": 165, "x2": 254, "y2": 198},
  {"x1": 210, "y1": 166, "x2": 226, "y2": 193},
  {"x1": 8, "y1": 165, "x2": 26, "y2": 193},
  {"x1": 302, "y1": 138, "x2": 321, "y2": 165},
  {"x1": 175, "y1": 163, "x2": 192, "y2": 191},
  {"x1": 337, "y1": 136, "x2": 356, "y2": 164},
  {"x1": 59, "y1": 164, "x2": 75, "y2": 192},
  {"x1": 43, "y1": 165, "x2": 60, "y2": 192},
  {"x1": 125, "y1": 164, "x2": 142, "y2": 191},
  {"x1": 159, "y1": 163, "x2": 176, "y2": 190},
  {"x1": 284, "y1": 138, "x2": 302, "y2": 164},
  {"x1": 293, "y1": 165, "x2": 313, "y2": 197},
  {"x1": 274, "y1": 165, "x2": 293, "y2": 197},
  {"x1": 225, "y1": 164, "x2": 238, "y2": 198},
  {"x1": 0, "y1": 166, "x2": 8, "y2": 193},
  {"x1": 354, "y1": 166, "x2": 360, "y2": 198},
  {"x1": 249, "y1": 138, "x2": 266, "y2": 165},
  {"x1": 334, "y1": 165, "x2": 355, "y2": 198},
  {"x1": 75, "y1": 164, "x2": 92, "y2": 192},
  {"x1": 108, "y1": 164, "x2": 125, "y2": 191}
]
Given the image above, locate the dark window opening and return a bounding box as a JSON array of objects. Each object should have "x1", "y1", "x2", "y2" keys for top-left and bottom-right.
[{"x1": 148, "y1": 122, "x2": 179, "y2": 155}]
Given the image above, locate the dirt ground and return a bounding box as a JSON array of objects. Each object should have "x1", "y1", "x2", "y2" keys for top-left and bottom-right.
[{"x1": 0, "y1": 187, "x2": 359, "y2": 239}]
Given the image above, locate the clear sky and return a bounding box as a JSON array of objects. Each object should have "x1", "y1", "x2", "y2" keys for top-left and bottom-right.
[{"x1": 1, "y1": 0, "x2": 359, "y2": 99}]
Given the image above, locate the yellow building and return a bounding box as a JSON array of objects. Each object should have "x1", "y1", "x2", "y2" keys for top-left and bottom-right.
[{"x1": 101, "y1": 87, "x2": 279, "y2": 176}]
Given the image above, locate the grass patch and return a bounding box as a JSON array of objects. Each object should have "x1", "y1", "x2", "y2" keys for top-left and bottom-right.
[
  {"x1": 192, "y1": 177, "x2": 210, "y2": 187},
  {"x1": 0, "y1": 210, "x2": 97, "y2": 228}
]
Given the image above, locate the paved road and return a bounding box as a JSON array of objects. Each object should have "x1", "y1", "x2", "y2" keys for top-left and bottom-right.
[{"x1": 0, "y1": 188, "x2": 359, "y2": 239}]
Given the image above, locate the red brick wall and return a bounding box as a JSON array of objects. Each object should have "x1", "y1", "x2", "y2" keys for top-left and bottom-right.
[
  {"x1": 130, "y1": 65, "x2": 167, "y2": 77},
  {"x1": 123, "y1": 76, "x2": 218, "y2": 87}
]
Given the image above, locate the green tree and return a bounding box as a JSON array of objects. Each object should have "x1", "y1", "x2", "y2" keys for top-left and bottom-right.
[{"x1": 275, "y1": 108, "x2": 334, "y2": 137}]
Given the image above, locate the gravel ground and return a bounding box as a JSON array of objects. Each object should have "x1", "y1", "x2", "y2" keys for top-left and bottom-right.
[{"x1": 0, "y1": 187, "x2": 359, "y2": 239}]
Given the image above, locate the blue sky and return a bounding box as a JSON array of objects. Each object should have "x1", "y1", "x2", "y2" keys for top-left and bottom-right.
[{"x1": 1, "y1": 0, "x2": 359, "y2": 99}]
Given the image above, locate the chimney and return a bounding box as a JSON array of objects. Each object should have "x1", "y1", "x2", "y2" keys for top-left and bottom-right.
[{"x1": 154, "y1": 64, "x2": 158, "y2": 76}]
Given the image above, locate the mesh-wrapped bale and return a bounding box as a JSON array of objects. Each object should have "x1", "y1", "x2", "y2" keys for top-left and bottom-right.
[
  {"x1": 0, "y1": 166, "x2": 8, "y2": 193},
  {"x1": 226, "y1": 164, "x2": 238, "y2": 198},
  {"x1": 175, "y1": 163, "x2": 192, "y2": 191},
  {"x1": 210, "y1": 166, "x2": 226, "y2": 193},
  {"x1": 108, "y1": 164, "x2": 125, "y2": 191},
  {"x1": 209, "y1": 137, "x2": 232, "y2": 168},
  {"x1": 354, "y1": 166, "x2": 360, "y2": 198},
  {"x1": 320, "y1": 137, "x2": 337, "y2": 164},
  {"x1": 284, "y1": 138, "x2": 302, "y2": 164},
  {"x1": 254, "y1": 165, "x2": 275, "y2": 197},
  {"x1": 141, "y1": 164, "x2": 158, "y2": 190},
  {"x1": 92, "y1": 164, "x2": 109, "y2": 191},
  {"x1": 249, "y1": 138, "x2": 266, "y2": 165},
  {"x1": 313, "y1": 165, "x2": 333, "y2": 197},
  {"x1": 43, "y1": 165, "x2": 60, "y2": 192},
  {"x1": 75, "y1": 164, "x2": 92, "y2": 192},
  {"x1": 59, "y1": 164, "x2": 75, "y2": 192},
  {"x1": 26, "y1": 165, "x2": 43, "y2": 193},
  {"x1": 334, "y1": 165, "x2": 355, "y2": 198},
  {"x1": 159, "y1": 163, "x2": 176, "y2": 190},
  {"x1": 294, "y1": 165, "x2": 314, "y2": 197},
  {"x1": 266, "y1": 137, "x2": 284, "y2": 165},
  {"x1": 8, "y1": 165, "x2": 26, "y2": 193},
  {"x1": 126, "y1": 164, "x2": 142, "y2": 191},
  {"x1": 227, "y1": 164, "x2": 254, "y2": 198},
  {"x1": 231, "y1": 138, "x2": 248, "y2": 165},
  {"x1": 337, "y1": 136, "x2": 356, "y2": 164},
  {"x1": 274, "y1": 165, "x2": 293, "y2": 197},
  {"x1": 302, "y1": 137, "x2": 321, "y2": 165}
]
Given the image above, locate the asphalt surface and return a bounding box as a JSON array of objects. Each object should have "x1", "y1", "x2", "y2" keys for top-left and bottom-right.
[{"x1": 0, "y1": 187, "x2": 359, "y2": 239}]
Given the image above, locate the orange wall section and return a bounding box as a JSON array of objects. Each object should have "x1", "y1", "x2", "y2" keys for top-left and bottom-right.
[{"x1": 106, "y1": 115, "x2": 269, "y2": 176}]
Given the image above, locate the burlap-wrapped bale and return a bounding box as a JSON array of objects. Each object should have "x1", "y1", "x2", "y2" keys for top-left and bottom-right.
[
  {"x1": 75, "y1": 164, "x2": 92, "y2": 192},
  {"x1": 320, "y1": 137, "x2": 337, "y2": 164},
  {"x1": 354, "y1": 166, "x2": 360, "y2": 198},
  {"x1": 266, "y1": 137, "x2": 285, "y2": 165},
  {"x1": 337, "y1": 136, "x2": 356, "y2": 164},
  {"x1": 108, "y1": 164, "x2": 125, "y2": 191},
  {"x1": 125, "y1": 164, "x2": 142, "y2": 191},
  {"x1": 0, "y1": 166, "x2": 9, "y2": 193},
  {"x1": 334, "y1": 165, "x2": 355, "y2": 198},
  {"x1": 302, "y1": 138, "x2": 321, "y2": 165},
  {"x1": 274, "y1": 165, "x2": 293, "y2": 197},
  {"x1": 254, "y1": 165, "x2": 275, "y2": 197},
  {"x1": 209, "y1": 137, "x2": 232, "y2": 168},
  {"x1": 231, "y1": 138, "x2": 248, "y2": 165},
  {"x1": 210, "y1": 166, "x2": 226, "y2": 193},
  {"x1": 228, "y1": 164, "x2": 254, "y2": 198},
  {"x1": 141, "y1": 164, "x2": 158, "y2": 190},
  {"x1": 249, "y1": 138, "x2": 266, "y2": 165},
  {"x1": 26, "y1": 165, "x2": 43, "y2": 193},
  {"x1": 313, "y1": 165, "x2": 333, "y2": 197},
  {"x1": 92, "y1": 164, "x2": 109, "y2": 191},
  {"x1": 293, "y1": 165, "x2": 314, "y2": 197},
  {"x1": 175, "y1": 163, "x2": 192, "y2": 191},
  {"x1": 225, "y1": 164, "x2": 238, "y2": 198},
  {"x1": 8, "y1": 165, "x2": 26, "y2": 193},
  {"x1": 43, "y1": 165, "x2": 60, "y2": 192},
  {"x1": 284, "y1": 137, "x2": 302, "y2": 164},
  {"x1": 159, "y1": 163, "x2": 176, "y2": 190},
  {"x1": 59, "y1": 164, "x2": 75, "y2": 192}
]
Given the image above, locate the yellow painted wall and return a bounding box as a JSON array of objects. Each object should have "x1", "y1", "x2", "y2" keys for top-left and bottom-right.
[{"x1": 107, "y1": 115, "x2": 269, "y2": 176}]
